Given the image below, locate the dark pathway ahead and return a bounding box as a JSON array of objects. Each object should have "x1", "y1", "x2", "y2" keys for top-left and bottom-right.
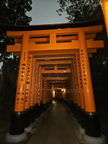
[{"x1": 27, "y1": 101, "x2": 80, "y2": 144}]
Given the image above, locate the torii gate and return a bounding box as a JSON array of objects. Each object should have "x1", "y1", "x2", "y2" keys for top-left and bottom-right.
[{"x1": 5, "y1": 20, "x2": 105, "y2": 144}]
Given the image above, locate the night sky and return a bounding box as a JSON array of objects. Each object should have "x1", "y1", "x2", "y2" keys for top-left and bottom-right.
[{"x1": 27, "y1": 0, "x2": 68, "y2": 25}]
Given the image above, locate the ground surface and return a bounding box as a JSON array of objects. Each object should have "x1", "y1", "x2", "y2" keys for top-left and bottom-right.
[
  {"x1": 0, "y1": 101, "x2": 108, "y2": 144},
  {"x1": 27, "y1": 101, "x2": 80, "y2": 144}
]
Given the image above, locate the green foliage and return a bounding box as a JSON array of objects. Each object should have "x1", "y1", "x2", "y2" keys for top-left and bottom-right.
[
  {"x1": 0, "y1": 0, "x2": 32, "y2": 25},
  {"x1": 0, "y1": 0, "x2": 32, "y2": 92},
  {"x1": 57, "y1": 0, "x2": 103, "y2": 22},
  {"x1": 0, "y1": 0, "x2": 32, "y2": 55}
]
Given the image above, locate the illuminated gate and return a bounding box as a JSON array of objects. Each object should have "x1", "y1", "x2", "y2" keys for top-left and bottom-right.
[{"x1": 5, "y1": 20, "x2": 105, "y2": 143}]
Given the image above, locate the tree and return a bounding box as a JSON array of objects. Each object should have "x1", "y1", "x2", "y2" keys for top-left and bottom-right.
[
  {"x1": 0, "y1": 0, "x2": 32, "y2": 67},
  {"x1": 57, "y1": 0, "x2": 103, "y2": 22},
  {"x1": 0, "y1": 0, "x2": 32, "y2": 25},
  {"x1": 0, "y1": 0, "x2": 32, "y2": 91}
]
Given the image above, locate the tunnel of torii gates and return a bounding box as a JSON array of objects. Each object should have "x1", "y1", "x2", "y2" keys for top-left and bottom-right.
[{"x1": 4, "y1": 19, "x2": 106, "y2": 142}]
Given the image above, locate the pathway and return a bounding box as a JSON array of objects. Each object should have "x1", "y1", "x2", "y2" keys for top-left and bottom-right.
[{"x1": 27, "y1": 101, "x2": 81, "y2": 144}]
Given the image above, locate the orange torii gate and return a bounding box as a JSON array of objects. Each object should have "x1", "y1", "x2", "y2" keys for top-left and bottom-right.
[
  {"x1": 5, "y1": 20, "x2": 105, "y2": 143},
  {"x1": 101, "y1": 0, "x2": 108, "y2": 36}
]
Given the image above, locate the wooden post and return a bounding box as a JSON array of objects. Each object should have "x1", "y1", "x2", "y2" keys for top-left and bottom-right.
[
  {"x1": 73, "y1": 57, "x2": 81, "y2": 107},
  {"x1": 29, "y1": 56, "x2": 37, "y2": 123},
  {"x1": 9, "y1": 34, "x2": 29, "y2": 135},
  {"x1": 34, "y1": 59, "x2": 39, "y2": 105},
  {"x1": 36, "y1": 66, "x2": 43, "y2": 114},
  {"x1": 100, "y1": 0, "x2": 108, "y2": 36},
  {"x1": 71, "y1": 60, "x2": 78, "y2": 105},
  {"x1": 34, "y1": 60, "x2": 41, "y2": 118},
  {"x1": 79, "y1": 31, "x2": 96, "y2": 112},
  {"x1": 37, "y1": 66, "x2": 41, "y2": 105},
  {"x1": 43, "y1": 76, "x2": 47, "y2": 104},
  {"x1": 47, "y1": 81, "x2": 51, "y2": 102},
  {"x1": 78, "y1": 30, "x2": 101, "y2": 137},
  {"x1": 68, "y1": 72, "x2": 73, "y2": 102},
  {"x1": 76, "y1": 53, "x2": 85, "y2": 110},
  {"x1": 40, "y1": 74, "x2": 43, "y2": 103},
  {"x1": 24, "y1": 54, "x2": 33, "y2": 128}
]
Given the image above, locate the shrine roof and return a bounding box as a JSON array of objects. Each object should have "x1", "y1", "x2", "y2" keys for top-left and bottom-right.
[{"x1": 0, "y1": 19, "x2": 104, "y2": 32}]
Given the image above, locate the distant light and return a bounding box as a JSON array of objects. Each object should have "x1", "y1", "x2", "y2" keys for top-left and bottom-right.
[
  {"x1": 61, "y1": 88, "x2": 66, "y2": 92},
  {"x1": 52, "y1": 90, "x2": 55, "y2": 98},
  {"x1": 53, "y1": 90, "x2": 55, "y2": 94}
]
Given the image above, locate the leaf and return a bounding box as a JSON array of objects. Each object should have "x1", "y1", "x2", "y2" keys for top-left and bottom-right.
[{"x1": 57, "y1": 0, "x2": 103, "y2": 22}]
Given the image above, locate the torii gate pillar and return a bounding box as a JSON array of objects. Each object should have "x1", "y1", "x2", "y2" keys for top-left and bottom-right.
[
  {"x1": 74, "y1": 30, "x2": 106, "y2": 144},
  {"x1": 101, "y1": 0, "x2": 108, "y2": 36},
  {"x1": 6, "y1": 34, "x2": 29, "y2": 142}
]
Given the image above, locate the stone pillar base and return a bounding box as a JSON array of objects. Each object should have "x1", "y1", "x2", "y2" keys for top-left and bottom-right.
[
  {"x1": 78, "y1": 126, "x2": 85, "y2": 140},
  {"x1": 6, "y1": 131, "x2": 27, "y2": 143},
  {"x1": 83, "y1": 133, "x2": 106, "y2": 144},
  {"x1": 24, "y1": 124, "x2": 33, "y2": 132}
]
